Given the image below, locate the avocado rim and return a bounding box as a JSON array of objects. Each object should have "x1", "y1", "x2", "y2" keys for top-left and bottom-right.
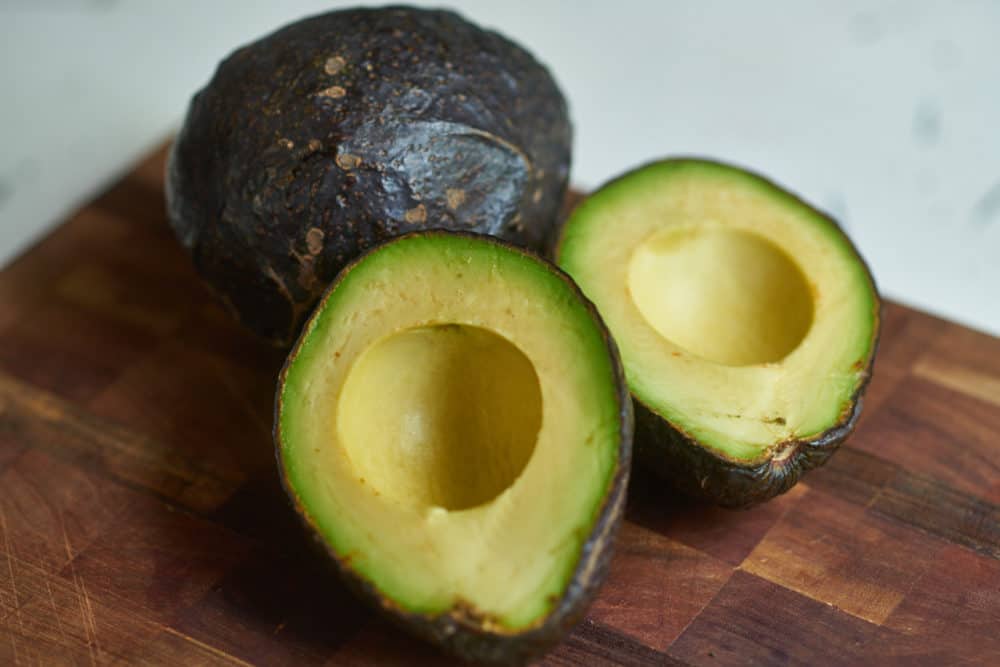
[
  {"x1": 557, "y1": 157, "x2": 882, "y2": 509},
  {"x1": 273, "y1": 230, "x2": 634, "y2": 663}
]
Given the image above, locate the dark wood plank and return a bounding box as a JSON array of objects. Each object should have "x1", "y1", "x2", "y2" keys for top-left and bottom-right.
[
  {"x1": 859, "y1": 301, "x2": 949, "y2": 414},
  {"x1": 170, "y1": 547, "x2": 371, "y2": 666},
  {"x1": 740, "y1": 488, "x2": 948, "y2": 624},
  {"x1": 66, "y1": 494, "x2": 251, "y2": 627},
  {"x1": 0, "y1": 449, "x2": 134, "y2": 577},
  {"x1": 0, "y1": 554, "x2": 165, "y2": 666},
  {"x1": 809, "y1": 445, "x2": 1000, "y2": 560},
  {"x1": 626, "y1": 469, "x2": 809, "y2": 566},
  {"x1": 2, "y1": 142, "x2": 1000, "y2": 665},
  {"x1": 668, "y1": 570, "x2": 883, "y2": 666},
  {"x1": 543, "y1": 619, "x2": 682, "y2": 667},
  {"x1": 328, "y1": 619, "x2": 450, "y2": 666},
  {"x1": 87, "y1": 338, "x2": 279, "y2": 481},
  {"x1": 588, "y1": 522, "x2": 732, "y2": 651},
  {"x1": 0, "y1": 297, "x2": 159, "y2": 404},
  {"x1": 806, "y1": 446, "x2": 897, "y2": 508},
  {"x1": 880, "y1": 544, "x2": 1000, "y2": 663},
  {"x1": 871, "y1": 471, "x2": 1000, "y2": 559},
  {"x1": 0, "y1": 370, "x2": 240, "y2": 513},
  {"x1": 924, "y1": 317, "x2": 1000, "y2": 385},
  {"x1": 853, "y1": 376, "x2": 1000, "y2": 504},
  {"x1": 113, "y1": 627, "x2": 253, "y2": 666}
]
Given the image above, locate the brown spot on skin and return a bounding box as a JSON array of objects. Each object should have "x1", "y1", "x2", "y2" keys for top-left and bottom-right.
[
  {"x1": 445, "y1": 188, "x2": 466, "y2": 210},
  {"x1": 306, "y1": 227, "x2": 324, "y2": 255},
  {"x1": 324, "y1": 55, "x2": 346, "y2": 75},
  {"x1": 336, "y1": 153, "x2": 362, "y2": 170},
  {"x1": 289, "y1": 241, "x2": 319, "y2": 291},
  {"x1": 318, "y1": 85, "x2": 347, "y2": 99},
  {"x1": 404, "y1": 204, "x2": 427, "y2": 224},
  {"x1": 296, "y1": 261, "x2": 317, "y2": 291},
  {"x1": 170, "y1": 8, "x2": 573, "y2": 349}
]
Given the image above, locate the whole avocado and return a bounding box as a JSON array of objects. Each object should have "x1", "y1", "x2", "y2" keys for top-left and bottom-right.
[{"x1": 167, "y1": 6, "x2": 572, "y2": 345}]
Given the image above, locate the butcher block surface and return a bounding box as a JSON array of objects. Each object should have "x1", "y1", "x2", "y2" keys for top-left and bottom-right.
[{"x1": 0, "y1": 145, "x2": 998, "y2": 665}]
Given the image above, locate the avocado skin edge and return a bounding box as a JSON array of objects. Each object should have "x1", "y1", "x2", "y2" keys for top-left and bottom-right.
[
  {"x1": 167, "y1": 6, "x2": 572, "y2": 347},
  {"x1": 632, "y1": 360, "x2": 875, "y2": 509},
  {"x1": 557, "y1": 157, "x2": 882, "y2": 509},
  {"x1": 274, "y1": 231, "x2": 634, "y2": 664}
]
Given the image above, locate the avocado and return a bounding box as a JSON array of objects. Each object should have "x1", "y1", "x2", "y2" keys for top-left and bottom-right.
[
  {"x1": 167, "y1": 7, "x2": 572, "y2": 346},
  {"x1": 557, "y1": 159, "x2": 879, "y2": 508},
  {"x1": 275, "y1": 232, "x2": 632, "y2": 662}
]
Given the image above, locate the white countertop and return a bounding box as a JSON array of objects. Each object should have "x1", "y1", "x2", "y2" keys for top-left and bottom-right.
[{"x1": 3, "y1": 1, "x2": 999, "y2": 335}]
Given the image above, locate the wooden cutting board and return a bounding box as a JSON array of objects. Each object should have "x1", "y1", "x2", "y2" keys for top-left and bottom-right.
[{"x1": 0, "y1": 144, "x2": 998, "y2": 666}]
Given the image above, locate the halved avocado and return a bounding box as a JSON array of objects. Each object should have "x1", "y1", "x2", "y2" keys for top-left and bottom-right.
[
  {"x1": 275, "y1": 232, "x2": 632, "y2": 662},
  {"x1": 557, "y1": 159, "x2": 879, "y2": 508}
]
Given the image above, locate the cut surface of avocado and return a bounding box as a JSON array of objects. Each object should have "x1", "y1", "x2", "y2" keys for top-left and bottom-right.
[
  {"x1": 276, "y1": 232, "x2": 630, "y2": 643},
  {"x1": 558, "y1": 160, "x2": 878, "y2": 465},
  {"x1": 338, "y1": 324, "x2": 543, "y2": 512}
]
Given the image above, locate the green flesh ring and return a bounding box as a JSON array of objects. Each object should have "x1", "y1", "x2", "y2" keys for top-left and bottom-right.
[
  {"x1": 276, "y1": 232, "x2": 632, "y2": 661},
  {"x1": 558, "y1": 159, "x2": 879, "y2": 506}
]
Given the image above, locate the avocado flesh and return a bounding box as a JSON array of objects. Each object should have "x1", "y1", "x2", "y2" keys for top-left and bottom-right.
[
  {"x1": 277, "y1": 233, "x2": 629, "y2": 645},
  {"x1": 558, "y1": 160, "x2": 878, "y2": 468}
]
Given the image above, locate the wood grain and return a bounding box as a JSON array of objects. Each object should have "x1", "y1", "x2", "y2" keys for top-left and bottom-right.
[
  {"x1": 0, "y1": 143, "x2": 998, "y2": 665},
  {"x1": 668, "y1": 570, "x2": 886, "y2": 666}
]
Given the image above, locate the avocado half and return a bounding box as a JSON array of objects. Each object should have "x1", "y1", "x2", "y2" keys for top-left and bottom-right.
[
  {"x1": 168, "y1": 7, "x2": 572, "y2": 346},
  {"x1": 557, "y1": 159, "x2": 879, "y2": 508},
  {"x1": 275, "y1": 232, "x2": 632, "y2": 662}
]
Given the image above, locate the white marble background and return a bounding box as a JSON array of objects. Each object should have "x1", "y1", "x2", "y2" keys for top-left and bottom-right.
[{"x1": 2, "y1": 1, "x2": 998, "y2": 335}]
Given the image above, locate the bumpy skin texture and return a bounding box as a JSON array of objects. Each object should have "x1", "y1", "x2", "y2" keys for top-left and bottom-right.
[
  {"x1": 167, "y1": 7, "x2": 572, "y2": 346},
  {"x1": 275, "y1": 232, "x2": 633, "y2": 664}
]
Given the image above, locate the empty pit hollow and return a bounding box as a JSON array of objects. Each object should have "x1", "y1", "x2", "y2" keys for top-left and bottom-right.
[
  {"x1": 628, "y1": 225, "x2": 814, "y2": 366},
  {"x1": 337, "y1": 324, "x2": 542, "y2": 511}
]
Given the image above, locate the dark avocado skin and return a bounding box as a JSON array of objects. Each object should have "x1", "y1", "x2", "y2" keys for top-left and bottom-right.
[
  {"x1": 167, "y1": 7, "x2": 572, "y2": 346},
  {"x1": 559, "y1": 158, "x2": 881, "y2": 509},
  {"x1": 633, "y1": 365, "x2": 874, "y2": 509},
  {"x1": 274, "y1": 232, "x2": 633, "y2": 664}
]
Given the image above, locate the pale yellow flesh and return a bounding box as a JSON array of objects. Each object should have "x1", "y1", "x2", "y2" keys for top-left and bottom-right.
[
  {"x1": 560, "y1": 162, "x2": 876, "y2": 461},
  {"x1": 629, "y1": 225, "x2": 814, "y2": 367},
  {"x1": 279, "y1": 238, "x2": 620, "y2": 628},
  {"x1": 339, "y1": 325, "x2": 542, "y2": 512}
]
